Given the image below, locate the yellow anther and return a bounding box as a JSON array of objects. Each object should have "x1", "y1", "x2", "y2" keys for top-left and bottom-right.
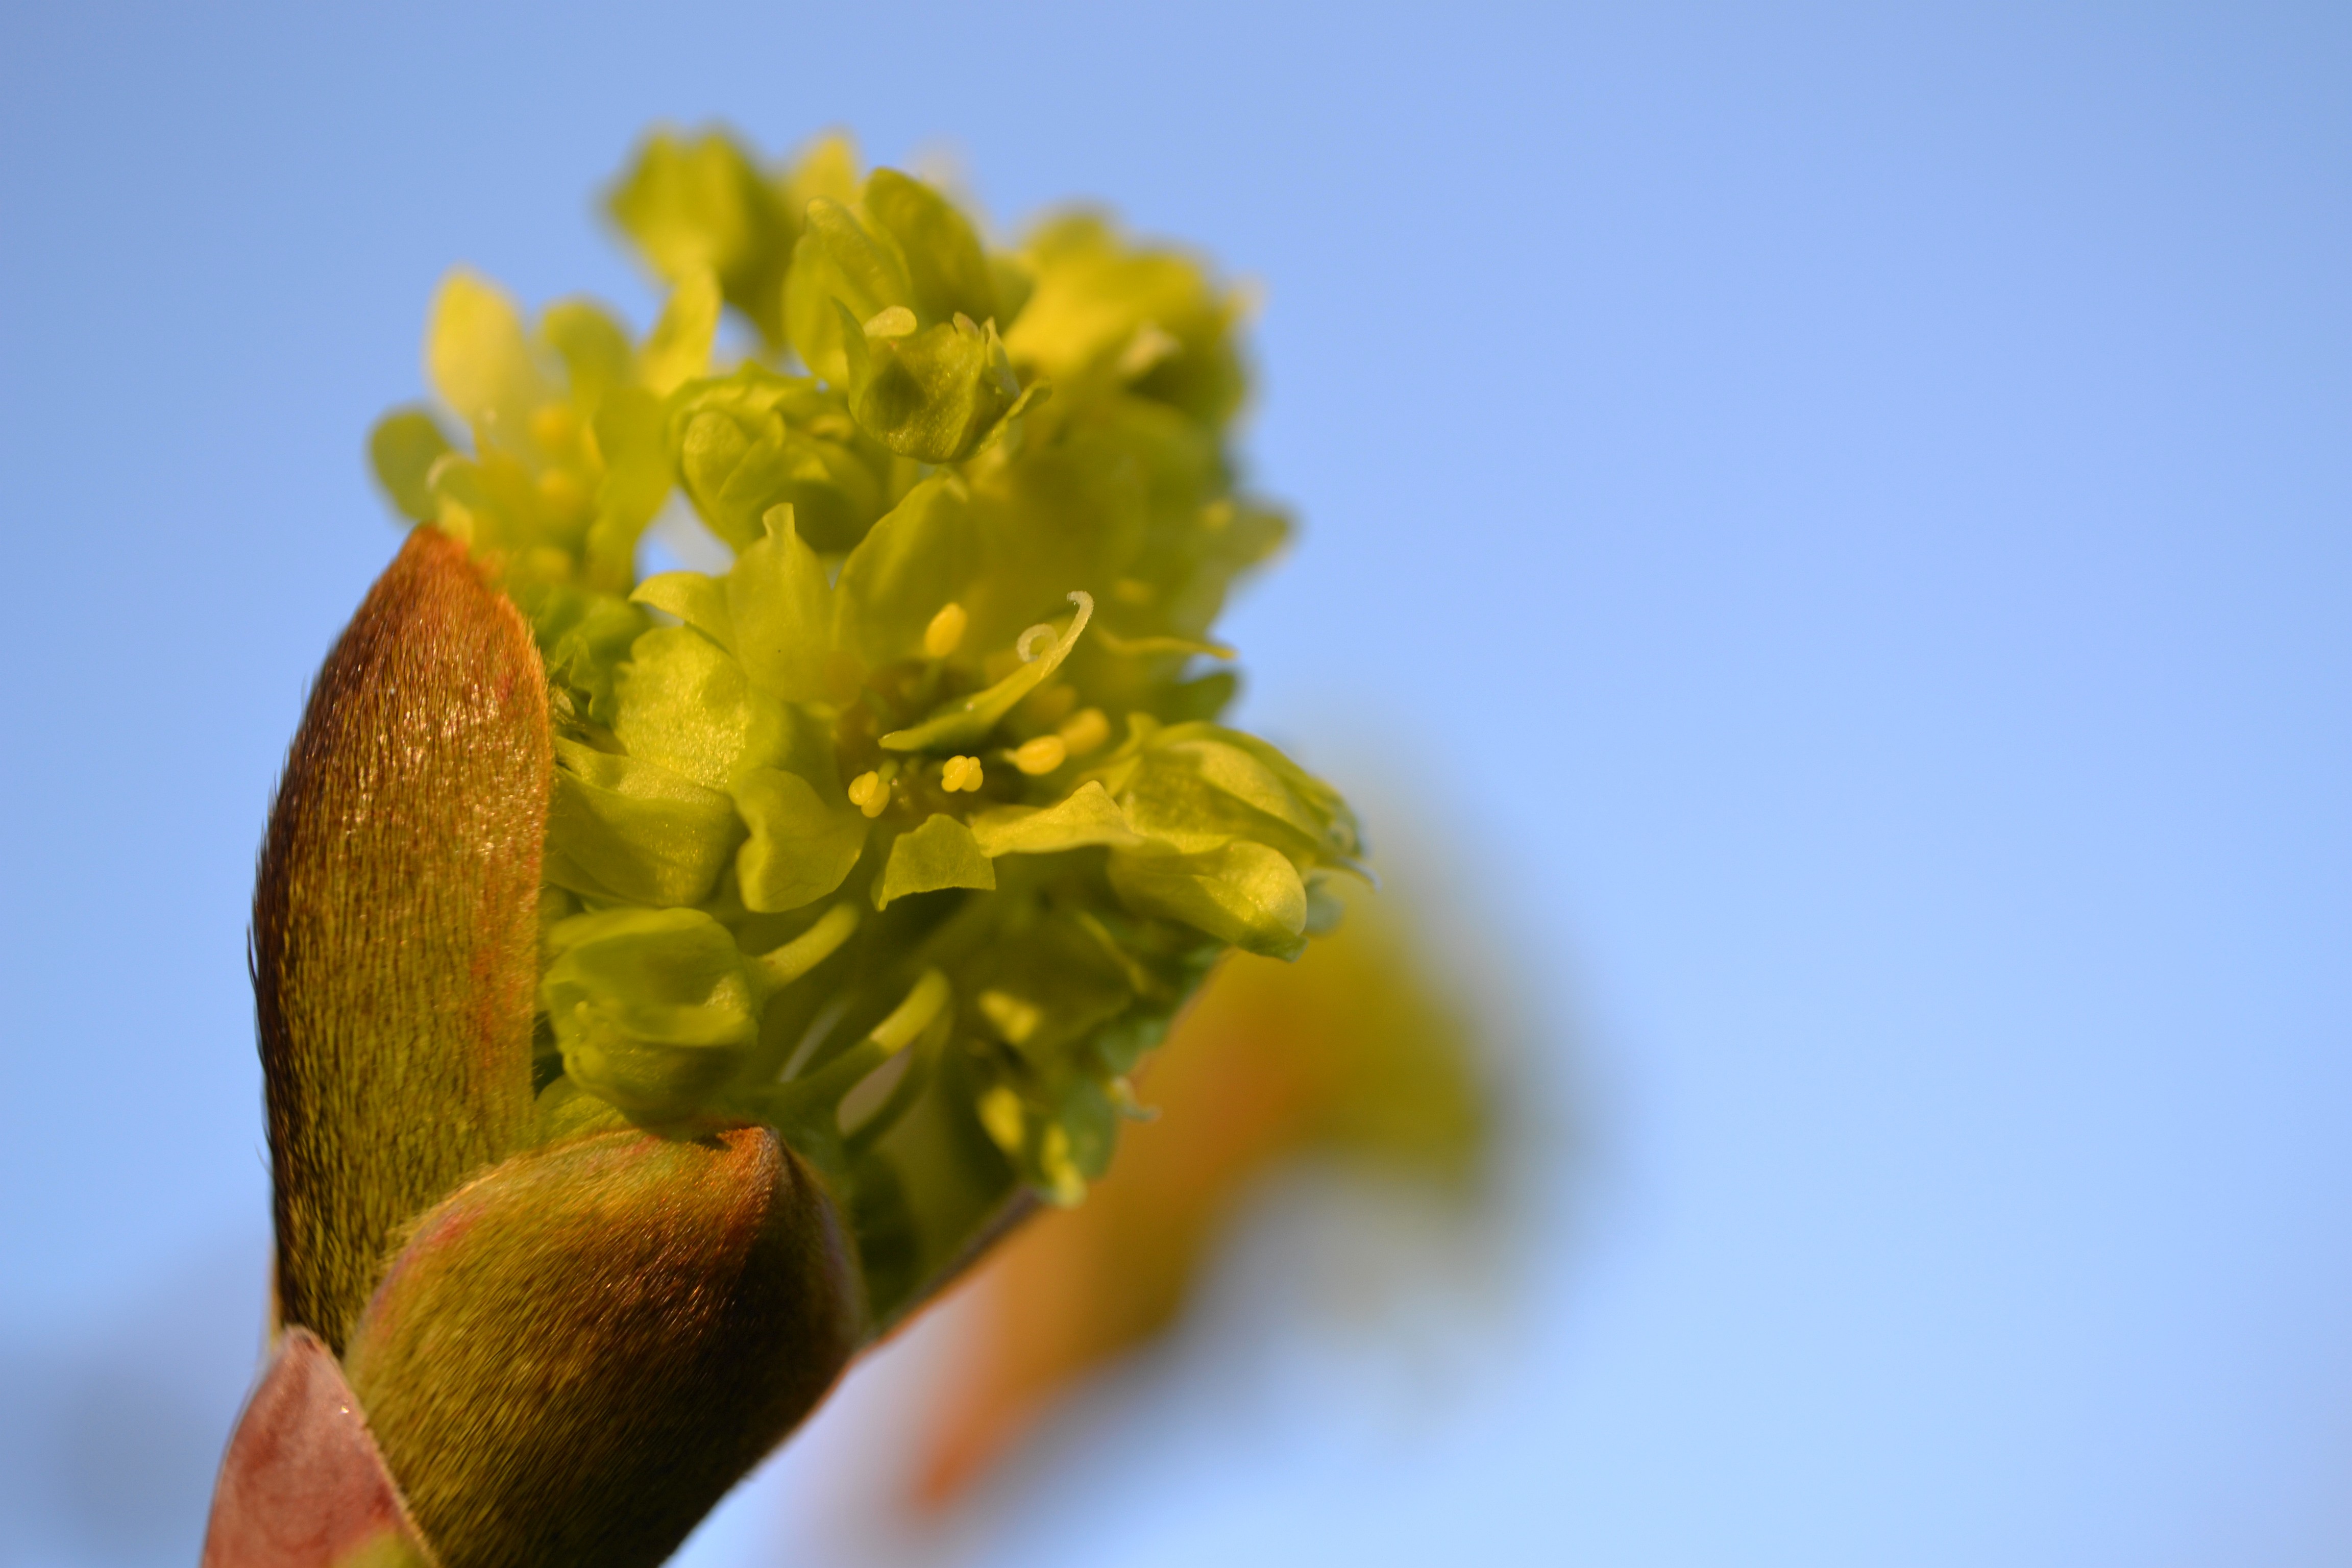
[
  {"x1": 1040, "y1": 1123, "x2": 1085, "y2": 1206},
  {"x1": 863, "y1": 305, "x2": 918, "y2": 339},
  {"x1": 923, "y1": 602, "x2": 968, "y2": 659},
  {"x1": 942, "y1": 755, "x2": 985, "y2": 792},
  {"x1": 848, "y1": 770, "x2": 889, "y2": 818},
  {"x1": 977, "y1": 988, "x2": 1042, "y2": 1046},
  {"x1": 977, "y1": 1086, "x2": 1024, "y2": 1154},
  {"x1": 1057, "y1": 707, "x2": 1112, "y2": 756},
  {"x1": 1012, "y1": 735, "x2": 1067, "y2": 775}
]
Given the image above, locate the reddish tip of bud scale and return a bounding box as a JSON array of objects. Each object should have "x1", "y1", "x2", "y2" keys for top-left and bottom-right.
[{"x1": 200, "y1": 1328, "x2": 436, "y2": 1568}]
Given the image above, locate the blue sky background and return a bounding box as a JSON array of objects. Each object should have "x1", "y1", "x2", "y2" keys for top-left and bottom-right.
[{"x1": 3, "y1": 2, "x2": 2347, "y2": 1564}]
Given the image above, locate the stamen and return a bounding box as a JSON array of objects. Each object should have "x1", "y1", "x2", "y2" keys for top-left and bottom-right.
[
  {"x1": 1040, "y1": 1123, "x2": 1085, "y2": 1206},
  {"x1": 1057, "y1": 707, "x2": 1112, "y2": 756},
  {"x1": 923, "y1": 602, "x2": 968, "y2": 659},
  {"x1": 942, "y1": 755, "x2": 984, "y2": 793},
  {"x1": 751, "y1": 902, "x2": 861, "y2": 993},
  {"x1": 977, "y1": 988, "x2": 1042, "y2": 1045},
  {"x1": 868, "y1": 969, "x2": 951, "y2": 1056},
  {"x1": 773, "y1": 970, "x2": 951, "y2": 1113},
  {"x1": 977, "y1": 1086, "x2": 1024, "y2": 1153},
  {"x1": 1012, "y1": 735, "x2": 1067, "y2": 775},
  {"x1": 848, "y1": 771, "x2": 889, "y2": 818}
]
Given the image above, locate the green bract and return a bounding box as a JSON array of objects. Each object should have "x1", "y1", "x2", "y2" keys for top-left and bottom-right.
[{"x1": 369, "y1": 129, "x2": 1361, "y2": 1328}]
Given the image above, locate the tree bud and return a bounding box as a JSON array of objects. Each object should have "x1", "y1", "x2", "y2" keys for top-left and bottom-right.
[
  {"x1": 253, "y1": 528, "x2": 548, "y2": 1351},
  {"x1": 342, "y1": 1126, "x2": 863, "y2": 1568}
]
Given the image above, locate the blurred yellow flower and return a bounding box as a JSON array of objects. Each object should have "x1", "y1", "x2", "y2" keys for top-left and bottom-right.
[{"x1": 905, "y1": 875, "x2": 1489, "y2": 1508}]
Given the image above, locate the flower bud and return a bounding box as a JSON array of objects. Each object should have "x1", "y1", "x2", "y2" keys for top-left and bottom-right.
[
  {"x1": 541, "y1": 907, "x2": 762, "y2": 1124},
  {"x1": 541, "y1": 903, "x2": 861, "y2": 1127}
]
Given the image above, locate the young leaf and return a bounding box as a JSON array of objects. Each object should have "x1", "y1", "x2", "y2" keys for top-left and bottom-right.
[
  {"x1": 607, "y1": 128, "x2": 797, "y2": 346},
  {"x1": 723, "y1": 507, "x2": 837, "y2": 702},
  {"x1": 638, "y1": 270, "x2": 722, "y2": 396},
  {"x1": 543, "y1": 739, "x2": 743, "y2": 910},
  {"x1": 968, "y1": 780, "x2": 1144, "y2": 857},
  {"x1": 862, "y1": 168, "x2": 997, "y2": 326},
  {"x1": 839, "y1": 307, "x2": 1024, "y2": 463},
  {"x1": 1106, "y1": 840, "x2": 1310, "y2": 960},
  {"x1": 785, "y1": 197, "x2": 912, "y2": 385},
  {"x1": 367, "y1": 408, "x2": 452, "y2": 523},
  {"x1": 426, "y1": 271, "x2": 551, "y2": 441},
  {"x1": 734, "y1": 767, "x2": 869, "y2": 913},
  {"x1": 875, "y1": 815, "x2": 997, "y2": 908}
]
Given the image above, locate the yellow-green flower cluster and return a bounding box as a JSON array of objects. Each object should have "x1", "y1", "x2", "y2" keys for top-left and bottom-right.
[{"x1": 369, "y1": 130, "x2": 1360, "y2": 1327}]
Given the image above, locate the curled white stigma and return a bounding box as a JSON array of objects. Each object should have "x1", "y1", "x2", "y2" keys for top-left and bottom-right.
[{"x1": 1017, "y1": 590, "x2": 1095, "y2": 664}]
